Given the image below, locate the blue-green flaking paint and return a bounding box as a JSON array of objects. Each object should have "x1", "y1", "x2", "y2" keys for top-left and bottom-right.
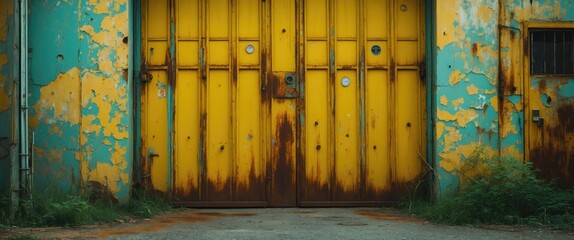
[
  {"x1": 0, "y1": 1, "x2": 16, "y2": 193},
  {"x1": 133, "y1": 0, "x2": 142, "y2": 188},
  {"x1": 26, "y1": 0, "x2": 131, "y2": 201},
  {"x1": 29, "y1": 0, "x2": 82, "y2": 193},
  {"x1": 434, "y1": 1, "x2": 500, "y2": 196},
  {"x1": 560, "y1": 81, "x2": 574, "y2": 98},
  {"x1": 168, "y1": 20, "x2": 176, "y2": 190},
  {"x1": 434, "y1": 0, "x2": 574, "y2": 197},
  {"x1": 79, "y1": 1, "x2": 131, "y2": 201}
]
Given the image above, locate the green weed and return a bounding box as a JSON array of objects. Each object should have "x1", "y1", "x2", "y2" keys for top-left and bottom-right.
[
  {"x1": 120, "y1": 190, "x2": 172, "y2": 218},
  {"x1": 402, "y1": 150, "x2": 574, "y2": 228},
  {"x1": 0, "y1": 188, "x2": 172, "y2": 227}
]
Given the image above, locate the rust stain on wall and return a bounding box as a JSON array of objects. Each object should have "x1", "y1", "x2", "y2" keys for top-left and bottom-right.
[{"x1": 0, "y1": 54, "x2": 9, "y2": 111}]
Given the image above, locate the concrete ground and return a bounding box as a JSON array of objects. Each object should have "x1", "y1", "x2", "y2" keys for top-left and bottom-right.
[{"x1": 2, "y1": 208, "x2": 573, "y2": 240}]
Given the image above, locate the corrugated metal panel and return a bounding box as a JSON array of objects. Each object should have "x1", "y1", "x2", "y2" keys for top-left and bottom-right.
[{"x1": 141, "y1": 0, "x2": 426, "y2": 206}]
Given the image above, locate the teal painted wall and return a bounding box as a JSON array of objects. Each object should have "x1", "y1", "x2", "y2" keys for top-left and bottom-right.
[
  {"x1": 0, "y1": 0, "x2": 17, "y2": 195},
  {"x1": 434, "y1": 0, "x2": 574, "y2": 196},
  {"x1": 28, "y1": 0, "x2": 132, "y2": 202}
]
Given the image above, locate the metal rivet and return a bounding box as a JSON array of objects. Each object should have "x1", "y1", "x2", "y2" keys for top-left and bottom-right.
[
  {"x1": 406, "y1": 122, "x2": 411, "y2": 127},
  {"x1": 373, "y1": 145, "x2": 377, "y2": 150},
  {"x1": 245, "y1": 44, "x2": 255, "y2": 54},
  {"x1": 400, "y1": 4, "x2": 407, "y2": 12},
  {"x1": 316, "y1": 145, "x2": 321, "y2": 150},
  {"x1": 371, "y1": 45, "x2": 381, "y2": 56},
  {"x1": 220, "y1": 145, "x2": 225, "y2": 150},
  {"x1": 314, "y1": 121, "x2": 319, "y2": 126},
  {"x1": 341, "y1": 77, "x2": 351, "y2": 87}
]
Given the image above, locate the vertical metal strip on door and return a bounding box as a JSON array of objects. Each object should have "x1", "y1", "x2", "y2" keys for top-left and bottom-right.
[
  {"x1": 142, "y1": 0, "x2": 170, "y2": 192},
  {"x1": 364, "y1": 0, "x2": 391, "y2": 201},
  {"x1": 174, "y1": 0, "x2": 201, "y2": 201},
  {"x1": 269, "y1": 0, "x2": 297, "y2": 207},
  {"x1": 392, "y1": 0, "x2": 424, "y2": 198}
]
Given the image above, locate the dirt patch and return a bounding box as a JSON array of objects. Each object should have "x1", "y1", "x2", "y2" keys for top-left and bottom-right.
[
  {"x1": 195, "y1": 212, "x2": 256, "y2": 217},
  {"x1": 355, "y1": 209, "x2": 427, "y2": 223},
  {"x1": 1, "y1": 209, "x2": 257, "y2": 239}
]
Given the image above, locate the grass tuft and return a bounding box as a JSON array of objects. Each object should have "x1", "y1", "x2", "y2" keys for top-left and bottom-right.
[
  {"x1": 0, "y1": 188, "x2": 172, "y2": 227},
  {"x1": 401, "y1": 150, "x2": 574, "y2": 228}
]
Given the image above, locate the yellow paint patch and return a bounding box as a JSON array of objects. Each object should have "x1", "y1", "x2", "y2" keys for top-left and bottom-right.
[
  {"x1": 88, "y1": 0, "x2": 110, "y2": 14},
  {"x1": 443, "y1": 126, "x2": 462, "y2": 151},
  {"x1": 501, "y1": 145, "x2": 523, "y2": 160},
  {"x1": 0, "y1": 54, "x2": 9, "y2": 111},
  {"x1": 452, "y1": 98, "x2": 464, "y2": 108},
  {"x1": 29, "y1": 116, "x2": 39, "y2": 129},
  {"x1": 33, "y1": 67, "x2": 81, "y2": 125},
  {"x1": 437, "y1": 108, "x2": 478, "y2": 127},
  {"x1": 81, "y1": 71, "x2": 129, "y2": 140},
  {"x1": 513, "y1": 1, "x2": 566, "y2": 22},
  {"x1": 484, "y1": 88, "x2": 496, "y2": 95},
  {"x1": 436, "y1": 122, "x2": 445, "y2": 140},
  {"x1": 88, "y1": 162, "x2": 129, "y2": 194},
  {"x1": 439, "y1": 142, "x2": 496, "y2": 173},
  {"x1": 436, "y1": 0, "x2": 458, "y2": 49},
  {"x1": 0, "y1": 0, "x2": 14, "y2": 41},
  {"x1": 489, "y1": 96, "x2": 498, "y2": 112},
  {"x1": 466, "y1": 84, "x2": 479, "y2": 95},
  {"x1": 440, "y1": 95, "x2": 448, "y2": 106},
  {"x1": 449, "y1": 70, "x2": 466, "y2": 86}
]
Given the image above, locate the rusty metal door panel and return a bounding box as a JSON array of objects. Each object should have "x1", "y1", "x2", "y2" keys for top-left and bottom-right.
[
  {"x1": 525, "y1": 24, "x2": 574, "y2": 189},
  {"x1": 142, "y1": 0, "x2": 267, "y2": 206},
  {"x1": 527, "y1": 78, "x2": 574, "y2": 188},
  {"x1": 299, "y1": 0, "x2": 426, "y2": 205},
  {"x1": 269, "y1": 0, "x2": 297, "y2": 207},
  {"x1": 141, "y1": 0, "x2": 426, "y2": 206}
]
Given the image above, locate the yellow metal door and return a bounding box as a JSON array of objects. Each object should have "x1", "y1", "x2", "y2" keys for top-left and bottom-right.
[
  {"x1": 299, "y1": 0, "x2": 426, "y2": 205},
  {"x1": 142, "y1": 0, "x2": 267, "y2": 206},
  {"x1": 140, "y1": 0, "x2": 426, "y2": 206}
]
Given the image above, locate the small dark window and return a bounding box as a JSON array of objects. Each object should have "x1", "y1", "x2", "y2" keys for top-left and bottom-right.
[{"x1": 530, "y1": 29, "x2": 574, "y2": 75}]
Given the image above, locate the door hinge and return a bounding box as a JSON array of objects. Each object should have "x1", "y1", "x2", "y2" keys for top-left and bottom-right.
[{"x1": 419, "y1": 61, "x2": 426, "y2": 81}]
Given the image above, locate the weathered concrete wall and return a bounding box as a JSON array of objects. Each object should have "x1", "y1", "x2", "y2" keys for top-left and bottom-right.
[
  {"x1": 434, "y1": 0, "x2": 500, "y2": 196},
  {"x1": 435, "y1": 0, "x2": 574, "y2": 196},
  {"x1": 502, "y1": 0, "x2": 574, "y2": 189},
  {"x1": 0, "y1": 0, "x2": 16, "y2": 194},
  {"x1": 28, "y1": 0, "x2": 131, "y2": 201}
]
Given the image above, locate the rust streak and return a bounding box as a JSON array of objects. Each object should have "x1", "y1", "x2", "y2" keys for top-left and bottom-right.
[
  {"x1": 271, "y1": 112, "x2": 296, "y2": 206},
  {"x1": 356, "y1": 210, "x2": 425, "y2": 223},
  {"x1": 472, "y1": 43, "x2": 478, "y2": 57}
]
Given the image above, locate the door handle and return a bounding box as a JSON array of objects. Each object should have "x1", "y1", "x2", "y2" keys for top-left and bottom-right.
[{"x1": 140, "y1": 61, "x2": 153, "y2": 83}]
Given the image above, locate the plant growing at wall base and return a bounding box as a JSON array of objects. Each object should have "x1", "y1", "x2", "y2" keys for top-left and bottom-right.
[{"x1": 405, "y1": 150, "x2": 574, "y2": 228}]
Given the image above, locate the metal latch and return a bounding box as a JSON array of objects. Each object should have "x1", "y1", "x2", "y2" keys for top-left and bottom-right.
[{"x1": 532, "y1": 110, "x2": 544, "y2": 127}]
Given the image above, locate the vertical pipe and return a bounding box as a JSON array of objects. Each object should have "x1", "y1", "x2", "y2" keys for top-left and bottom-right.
[
  {"x1": 133, "y1": 0, "x2": 142, "y2": 187},
  {"x1": 19, "y1": 0, "x2": 30, "y2": 200},
  {"x1": 10, "y1": 0, "x2": 21, "y2": 218},
  {"x1": 425, "y1": 0, "x2": 436, "y2": 200}
]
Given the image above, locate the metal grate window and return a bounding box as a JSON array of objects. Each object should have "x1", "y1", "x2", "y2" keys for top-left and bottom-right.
[{"x1": 530, "y1": 29, "x2": 574, "y2": 75}]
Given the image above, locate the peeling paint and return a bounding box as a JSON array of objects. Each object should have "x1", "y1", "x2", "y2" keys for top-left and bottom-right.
[
  {"x1": 27, "y1": 0, "x2": 131, "y2": 202},
  {"x1": 435, "y1": 0, "x2": 574, "y2": 197},
  {"x1": 32, "y1": 67, "x2": 81, "y2": 125}
]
